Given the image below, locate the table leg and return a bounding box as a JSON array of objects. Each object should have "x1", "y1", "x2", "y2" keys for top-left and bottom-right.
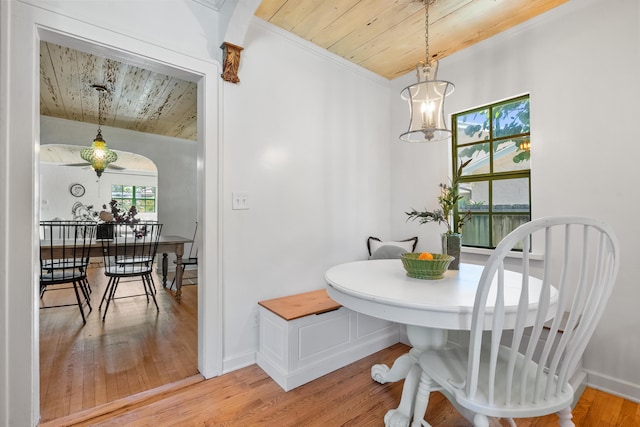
[
  {"x1": 376, "y1": 325, "x2": 449, "y2": 427},
  {"x1": 175, "y1": 257, "x2": 184, "y2": 301},
  {"x1": 162, "y1": 253, "x2": 169, "y2": 287},
  {"x1": 174, "y1": 243, "x2": 185, "y2": 301}
]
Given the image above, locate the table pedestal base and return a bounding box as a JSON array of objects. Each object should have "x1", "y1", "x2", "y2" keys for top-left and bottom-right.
[{"x1": 371, "y1": 325, "x2": 448, "y2": 427}]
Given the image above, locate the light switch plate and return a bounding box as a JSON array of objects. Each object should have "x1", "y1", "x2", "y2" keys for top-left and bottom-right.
[{"x1": 232, "y1": 192, "x2": 249, "y2": 210}]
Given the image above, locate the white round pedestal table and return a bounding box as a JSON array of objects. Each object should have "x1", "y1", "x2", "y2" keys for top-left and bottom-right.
[{"x1": 325, "y1": 259, "x2": 551, "y2": 427}]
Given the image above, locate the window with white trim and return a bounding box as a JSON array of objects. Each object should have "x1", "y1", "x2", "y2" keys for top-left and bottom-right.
[{"x1": 111, "y1": 185, "x2": 157, "y2": 213}]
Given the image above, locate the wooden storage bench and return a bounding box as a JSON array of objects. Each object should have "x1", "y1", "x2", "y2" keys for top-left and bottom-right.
[{"x1": 256, "y1": 289, "x2": 399, "y2": 391}]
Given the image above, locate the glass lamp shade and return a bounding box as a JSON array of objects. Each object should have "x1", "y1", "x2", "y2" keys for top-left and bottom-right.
[
  {"x1": 80, "y1": 130, "x2": 118, "y2": 177},
  {"x1": 400, "y1": 61, "x2": 454, "y2": 142}
]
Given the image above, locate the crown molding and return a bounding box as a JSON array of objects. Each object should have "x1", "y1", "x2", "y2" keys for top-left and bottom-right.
[{"x1": 192, "y1": 0, "x2": 226, "y2": 12}]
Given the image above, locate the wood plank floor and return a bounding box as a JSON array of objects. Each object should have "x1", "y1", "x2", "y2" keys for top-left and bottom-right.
[
  {"x1": 39, "y1": 265, "x2": 198, "y2": 423},
  {"x1": 39, "y1": 268, "x2": 639, "y2": 426},
  {"x1": 40, "y1": 341, "x2": 639, "y2": 427}
]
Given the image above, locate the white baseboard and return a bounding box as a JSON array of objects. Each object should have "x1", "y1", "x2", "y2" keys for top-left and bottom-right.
[
  {"x1": 222, "y1": 351, "x2": 257, "y2": 375},
  {"x1": 586, "y1": 369, "x2": 640, "y2": 403}
]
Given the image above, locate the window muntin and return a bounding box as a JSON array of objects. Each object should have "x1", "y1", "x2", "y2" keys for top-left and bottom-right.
[
  {"x1": 111, "y1": 185, "x2": 157, "y2": 213},
  {"x1": 453, "y1": 95, "x2": 531, "y2": 249}
]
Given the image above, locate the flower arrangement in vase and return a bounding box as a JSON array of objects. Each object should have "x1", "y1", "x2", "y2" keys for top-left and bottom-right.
[
  {"x1": 96, "y1": 200, "x2": 145, "y2": 239},
  {"x1": 99, "y1": 199, "x2": 139, "y2": 224},
  {"x1": 405, "y1": 159, "x2": 472, "y2": 269}
]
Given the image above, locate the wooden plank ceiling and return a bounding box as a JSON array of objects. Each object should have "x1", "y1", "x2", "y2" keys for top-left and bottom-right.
[
  {"x1": 39, "y1": 0, "x2": 568, "y2": 143},
  {"x1": 255, "y1": 0, "x2": 569, "y2": 80},
  {"x1": 40, "y1": 41, "x2": 198, "y2": 141}
]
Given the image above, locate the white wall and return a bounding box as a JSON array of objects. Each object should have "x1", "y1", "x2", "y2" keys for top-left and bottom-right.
[
  {"x1": 39, "y1": 162, "x2": 158, "y2": 222},
  {"x1": 41, "y1": 116, "x2": 195, "y2": 236},
  {"x1": 391, "y1": 0, "x2": 640, "y2": 401},
  {"x1": 27, "y1": 0, "x2": 221, "y2": 62},
  {"x1": 39, "y1": 15, "x2": 394, "y2": 376},
  {"x1": 220, "y1": 18, "x2": 393, "y2": 369}
]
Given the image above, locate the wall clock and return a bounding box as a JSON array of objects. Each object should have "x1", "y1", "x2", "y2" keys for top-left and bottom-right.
[{"x1": 69, "y1": 183, "x2": 85, "y2": 197}]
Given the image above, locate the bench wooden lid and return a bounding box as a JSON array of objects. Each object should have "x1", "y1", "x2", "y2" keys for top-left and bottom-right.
[{"x1": 258, "y1": 289, "x2": 341, "y2": 321}]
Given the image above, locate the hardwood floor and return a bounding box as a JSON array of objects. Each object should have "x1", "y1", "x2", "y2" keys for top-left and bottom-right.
[
  {"x1": 40, "y1": 343, "x2": 640, "y2": 427},
  {"x1": 39, "y1": 265, "x2": 198, "y2": 423},
  {"x1": 39, "y1": 269, "x2": 639, "y2": 426}
]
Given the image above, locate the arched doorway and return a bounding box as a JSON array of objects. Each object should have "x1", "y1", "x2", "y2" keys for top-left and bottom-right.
[{"x1": 40, "y1": 144, "x2": 158, "y2": 223}]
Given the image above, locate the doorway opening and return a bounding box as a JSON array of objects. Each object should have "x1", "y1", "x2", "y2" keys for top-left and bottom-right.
[{"x1": 35, "y1": 27, "x2": 221, "y2": 423}]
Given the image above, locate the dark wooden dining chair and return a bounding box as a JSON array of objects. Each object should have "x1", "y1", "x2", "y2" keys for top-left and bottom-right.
[
  {"x1": 170, "y1": 221, "x2": 198, "y2": 289},
  {"x1": 99, "y1": 222, "x2": 163, "y2": 320},
  {"x1": 410, "y1": 217, "x2": 620, "y2": 427},
  {"x1": 39, "y1": 220, "x2": 97, "y2": 324}
]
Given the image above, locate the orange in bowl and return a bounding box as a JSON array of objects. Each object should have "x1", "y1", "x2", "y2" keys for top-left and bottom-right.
[{"x1": 417, "y1": 252, "x2": 434, "y2": 260}]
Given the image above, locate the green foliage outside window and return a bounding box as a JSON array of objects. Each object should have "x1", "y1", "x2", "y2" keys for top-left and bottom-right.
[
  {"x1": 452, "y1": 95, "x2": 531, "y2": 249},
  {"x1": 111, "y1": 185, "x2": 157, "y2": 213}
]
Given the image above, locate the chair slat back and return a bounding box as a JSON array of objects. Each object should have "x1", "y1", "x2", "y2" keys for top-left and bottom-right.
[
  {"x1": 100, "y1": 222, "x2": 163, "y2": 275},
  {"x1": 466, "y1": 217, "x2": 619, "y2": 406},
  {"x1": 40, "y1": 221, "x2": 97, "y2": 283}
]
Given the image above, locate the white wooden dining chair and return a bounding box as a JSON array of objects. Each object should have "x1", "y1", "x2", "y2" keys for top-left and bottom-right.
[{"x1": 411, "y1": 217, "x2": 619, "y2": 427}]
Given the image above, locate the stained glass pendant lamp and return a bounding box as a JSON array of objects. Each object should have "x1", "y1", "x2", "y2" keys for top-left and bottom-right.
[
  {"x1": 400, "y1": 0, "x2": 454, "y2": 143},
  {"x1": 80, "y1": 84, "x2": 118, "y2": 178}
]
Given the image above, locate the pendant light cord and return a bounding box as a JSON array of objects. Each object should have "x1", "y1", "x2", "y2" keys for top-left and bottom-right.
[
  {"x1": 98, "y1": 89, "x2": 105, "y2": 132},
  {"x1": 98, "y1": 93, "x2": 104, "y2": 130},
  {"x1": 424, "y1": 0, "x2": 430, "y2": 65},
  {"x1": 92, "y1": 84, "x2": 108, "y2": 132}
]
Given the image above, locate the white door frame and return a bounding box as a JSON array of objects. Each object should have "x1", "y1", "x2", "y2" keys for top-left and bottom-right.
[{"x1": 1, "y1": 2, "x2": 223, "y2": 424}]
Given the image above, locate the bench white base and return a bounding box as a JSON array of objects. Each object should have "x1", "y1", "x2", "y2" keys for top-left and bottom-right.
[{"x1": 257, "y1": 305, "x2": 399, "y2": 391}]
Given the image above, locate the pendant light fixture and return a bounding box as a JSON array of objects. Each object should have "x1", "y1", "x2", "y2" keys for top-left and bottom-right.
[
  {"x1": 400, "y1": 0, "x2": 454, "y2": 142},
  {"x1": 80, "y1": 84, "x2": 118, "y2": 178}
]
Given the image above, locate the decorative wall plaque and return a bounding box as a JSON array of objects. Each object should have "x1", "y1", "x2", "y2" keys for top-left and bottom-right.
[{"x1": 220, "y1": 42, "x2": 244, "y2": 84}]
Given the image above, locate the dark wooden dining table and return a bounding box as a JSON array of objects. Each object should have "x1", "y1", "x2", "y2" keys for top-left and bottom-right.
[{"x1": 40, "y1": 235, "x2": 193, "y2": 300}]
